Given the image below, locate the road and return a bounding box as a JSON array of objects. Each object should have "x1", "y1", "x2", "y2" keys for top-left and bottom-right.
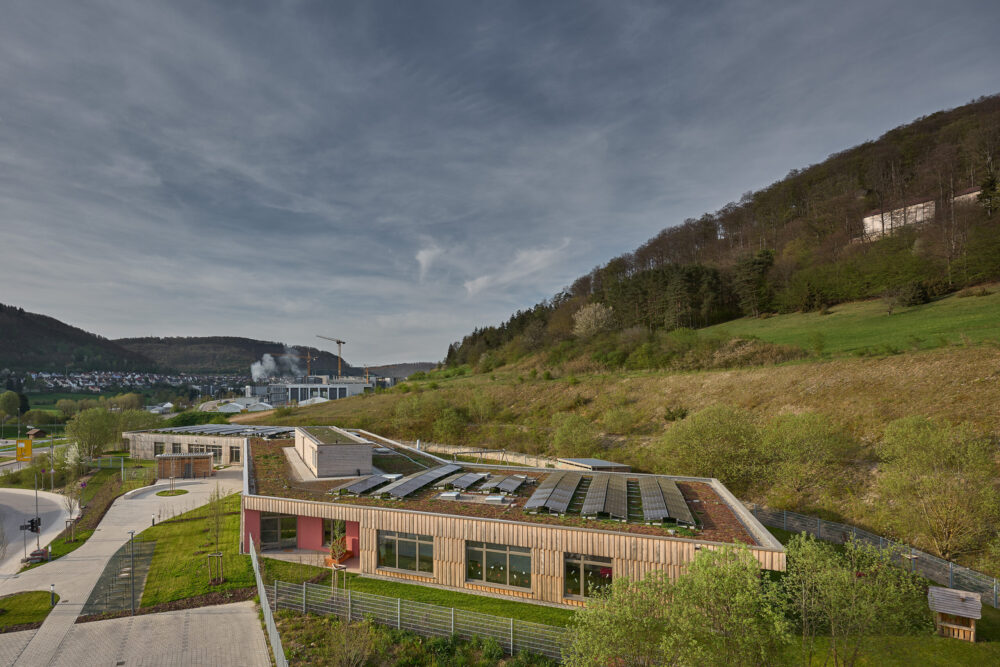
[{"x1": 0, "y1": 488, "x2": 70, "y2": 575}]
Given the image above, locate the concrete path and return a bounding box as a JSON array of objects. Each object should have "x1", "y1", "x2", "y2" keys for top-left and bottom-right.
[
  {"x1": 0, "y1": 630, "x2": 34, "y2": 666},
  {"x1": 0, "y1": 469, "x2": 243, "y2": 666},
  {"x1": 0, "y1": 488, "x2": 70, "y2": 575}
]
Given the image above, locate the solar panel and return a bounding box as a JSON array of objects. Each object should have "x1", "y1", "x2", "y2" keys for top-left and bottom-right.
[
  {"x1": 524, "y1": 472, "x2": 564, "y2": 510},
  {"x1": 497, "y1": 476, "x2": 525, "y2": 493},
  {"x1": 606, "y1": 474, "x2": 628, "y2": 520},
  {"x1": 385, "y1": 464, "x2": 463, "y2": 498},
  {"x1": 658, "y1": 478, "x2": 696, "y2": 526},
  {"x1": 640, "y1": 476, "x2": 670, "y2": 522},
  {"x1": 581, "y1": 474, "x2": 610, "y2": 515},
  {"x1": 478, "y1": 475, "x2": 506, "y2": 492},
  {"x1": 341, "y1": 475, "x2": 390, "y2": 495},
  {"x1": 451, "y1": 472, "x2": 488, "y2": 490},
  {"x1": 545, "y1": 473, "x2": 582, "y2": 514},
  {"x1": 434, "y1": 472, "x2": 466, "y2": 488}
]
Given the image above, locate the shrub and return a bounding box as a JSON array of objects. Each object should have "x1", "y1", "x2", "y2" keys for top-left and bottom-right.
[{"x1": 551, "y1": 413, "x2": 599, "y2": 458}]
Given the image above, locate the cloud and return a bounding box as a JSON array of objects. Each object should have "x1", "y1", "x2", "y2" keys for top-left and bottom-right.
[
  {"x1": 416, "y1": 244, "x2": 444, "y2": 281},
  {"x1": 464, "y1": 239, "x2": 571, "y2": 296},
  {"x1": 0, "y1": 1, "x2": 998, "y2": 362}
]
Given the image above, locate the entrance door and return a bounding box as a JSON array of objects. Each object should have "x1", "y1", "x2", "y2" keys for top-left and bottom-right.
[{"x1": 184, "y1": 462, "x2": 193, "y2": 478}]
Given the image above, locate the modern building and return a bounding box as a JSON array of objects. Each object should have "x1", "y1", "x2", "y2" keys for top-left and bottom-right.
[
  {"x1": 861, "y1": 187, "x2": 982, "y2": 240},
  {"x1": 241, "y1": 433, "x2": 785, "y2": 607},
  {"x1": 124, "y1": 424, "x2": 295, "y2": 466},
  {"x1": 245, "y1": 376, "x2": 375, "y2": 407}
]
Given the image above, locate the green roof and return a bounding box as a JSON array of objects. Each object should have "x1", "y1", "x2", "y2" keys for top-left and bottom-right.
[{"x1": 302, "y1": 426, "x2": 361, "y2": 445}]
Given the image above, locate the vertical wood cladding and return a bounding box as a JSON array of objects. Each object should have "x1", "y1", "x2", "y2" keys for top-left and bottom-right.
[{"x1": 244, "y1": 495, "x2": 786, "y2": 606}]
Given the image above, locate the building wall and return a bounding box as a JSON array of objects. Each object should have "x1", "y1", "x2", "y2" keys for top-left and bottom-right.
[
  {"x1": 294, "y1": 429, "x2": 372, "y2": 477},
  {"x1": 862, "y1": 199, "x2": 936, "y2": 238},
  {"x1": 156, "y1": 455, "x2": 213, "y2": 479},
  {"x1": 125, "y1": 432, "x2": 244, "y2": 466},
  {"x1": 243, "y1": 494, "x2": 785, "y2": 607}
]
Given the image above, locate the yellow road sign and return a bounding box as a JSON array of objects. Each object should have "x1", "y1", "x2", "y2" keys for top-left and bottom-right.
[{"x1": 15, "y1": 439, "x2": 32, "y2": 462}]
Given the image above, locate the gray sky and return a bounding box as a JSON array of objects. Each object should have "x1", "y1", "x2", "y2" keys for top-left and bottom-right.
[{"x1": 2, "y1": 1, "x2": 998, "y2": 364}]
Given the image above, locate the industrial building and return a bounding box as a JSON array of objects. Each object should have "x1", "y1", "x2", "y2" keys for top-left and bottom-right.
[
  {"x1": 241, "y1": 431, "x2": 785, "y2": 607},
  {"x1": 244, "y1": 375, "x2": 376, "y2": 406}
]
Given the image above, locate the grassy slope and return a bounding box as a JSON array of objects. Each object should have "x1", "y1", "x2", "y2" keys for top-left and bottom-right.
[
  {"x1": 0, "y1": 591, "x2": 59, "y2": 627},
  {"x1": 701, "y1": 286, "x2": 1000, "y2": 356}
]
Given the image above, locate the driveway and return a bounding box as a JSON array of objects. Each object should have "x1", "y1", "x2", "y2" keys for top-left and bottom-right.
[{"x1": 0, "y1": 468, "x2": 246, "y2": 665}]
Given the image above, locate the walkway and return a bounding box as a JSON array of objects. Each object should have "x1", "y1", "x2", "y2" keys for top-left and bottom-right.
[
  {"x1": 0, "y1": 601, "x2": 270, "y2": 667},
  {"x1": 0, "y1": 469, "x2": 244, "y2": 665}
]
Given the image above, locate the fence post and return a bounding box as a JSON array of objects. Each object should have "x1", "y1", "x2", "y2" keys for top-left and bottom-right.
[
  {"x1": 397, "y1": 598, "x2": 401, "y2": 629},
  {"x1": 510, "y1": 618, "x2": 514, "y2": 655},
  {"x1": 274, "y1": 581, "x2": 278, "y2": 609},
  {"x1": 347, "y1": 589, "x2": 352, "y2": 622},
  {"x1": 949, "y1": 562, "x2": 954, "y2": 588},
  {"x1": 451, "y1": 607, "x2": 455, "y2": 635},
  {"x1": 302, "y1": 581, "x2": 306, "y2": 613}
]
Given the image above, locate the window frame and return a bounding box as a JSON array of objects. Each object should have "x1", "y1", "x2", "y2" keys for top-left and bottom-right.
[
  {"x1": 376, "y1": 530, "x2": 434, "y2": 575},
  {"x1": 465, "y1": 541, "x2": 532, "y2": 590},
  {"x1": 563, "y1": 553, "x2": 613, "y2": 599}
]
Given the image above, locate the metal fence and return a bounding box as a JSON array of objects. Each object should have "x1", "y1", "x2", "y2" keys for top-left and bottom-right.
[
  {"x1": 81, "y1": 535, "x2": 155, "y2": 615},
  {"x1": 248, "y1": 536, "x2": 289, "y2": 667},
  {"x1": 272, "y1": 579, "x2": 568, "y2": 661},
  {"x1": 747, "y1": 504, "x2": 1000, "y2": 609}
]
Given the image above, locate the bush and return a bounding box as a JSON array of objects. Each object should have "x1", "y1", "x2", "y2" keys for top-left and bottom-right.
[{"x1": 551, "y1": 414, "x2": 598, "y2": 458}]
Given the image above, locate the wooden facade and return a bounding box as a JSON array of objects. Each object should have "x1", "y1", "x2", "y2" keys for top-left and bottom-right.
[{"x1": 243, "y1": 493, "x2": 785, "y2": 607}]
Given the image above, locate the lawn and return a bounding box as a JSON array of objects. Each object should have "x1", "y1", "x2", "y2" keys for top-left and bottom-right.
[
  {"x1": 0, "y1": 591, "x2": 59, "y2": 628},
  {"x1": 701, "y1": 286, "x2": 1000, "y2": 357},
  {"x1": 138, "y1": 495, "x2": 327, "y2": 607}
]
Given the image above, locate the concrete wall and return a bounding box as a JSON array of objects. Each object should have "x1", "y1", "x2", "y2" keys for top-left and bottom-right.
[
  {"x1": 294, "y1": 429, "x2": 372, "y2": 477},
  {"x1": 125, "y1": 432, "x2": 244, "y2": 466}
]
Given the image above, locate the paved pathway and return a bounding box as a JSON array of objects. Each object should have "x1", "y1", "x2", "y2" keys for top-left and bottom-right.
[{"x1": 0, "y1": 469, "x2": 244, "y2": 666}]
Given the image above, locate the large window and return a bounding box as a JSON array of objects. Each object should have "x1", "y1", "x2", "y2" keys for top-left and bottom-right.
[
  {"x1": 260, "y1": 513, "x2": 297, "y2": 550},
  {"x1": 172, "y1": 443, "x2": 182, "y2": 454},
  {"x1": 153, "y1": 442, "x2": 164, "y2": 455},
  {"x1": 465, "y1": 542, "x2": 531, "y2": 590},
  {"x1": 229, "y1": 446, "x2": 241, "y2": 463},
  {"x1": 377, "y1": 531, "x2": 433, "y2": 574},
  {"x1": 206, "y1": 444, "x2": 222, "y2": 463},
  {"x1": 564, "y1": 553, "x2": 613, "y2": 598}
]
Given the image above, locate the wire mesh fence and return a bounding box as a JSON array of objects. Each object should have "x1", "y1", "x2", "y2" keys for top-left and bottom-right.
[
  {"x1": 81, "y1": 535, "x2": 155, "y2": 616},
  {"x1": 272, "y1": 580, "x2": 568, "y2": 661},
  {"x1": 248, "y1": 536, "x2": 289, "y2": 667},
  {"x1": 747, "y1": 504, "x2": 1000, "y2": 608}
]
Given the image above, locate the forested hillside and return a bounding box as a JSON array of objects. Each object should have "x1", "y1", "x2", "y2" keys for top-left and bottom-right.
[
  {"x1": 0, "y1": 304, "x2": 160, "y2": 372},
  {"x1": 116, "y1": 336, "x2": 350, "y2": 376},
  {"x1": 448, "y1": 94, "x2": 1000, "y2": 367}
]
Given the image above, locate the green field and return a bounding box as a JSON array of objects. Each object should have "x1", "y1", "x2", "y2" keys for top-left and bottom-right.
[
  {"x1": 24, "y1": 391, "x2": 116, "y2": 406},
  {"x1": 702, "y1": 287, "x2": 1000, "y2": 356}
]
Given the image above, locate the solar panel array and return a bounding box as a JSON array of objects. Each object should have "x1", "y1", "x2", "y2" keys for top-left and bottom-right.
[
  {"x1": 451, "y1": 472, "x2": 488, "y2": 490},
  {"x1": 382, "y1": 464, "x2": 463, "y2": 498},
  {"x1": 497, "y1": 476, "x2": 525, "y2": 493},
  {"x1": 478, "y1": 475, "x2": 506, "y2": 492},
  {"x1": 341, "y1": 475, "x2": 390, "y2": 495},
  {"x1": 581, "y1": 474, "x2": 628, "y2": 519},
  {"x1": 435, "y1": 472, "x2": 466, "y2": 488},
  {"x1": 581, "y1": 474, "x2": 609, "y2": 516},
  {"x1": 658, "y1": 478, "x2": 696, "y2": 526},
  {"x1": 639, "y1": 476, "x2": 670, "y2": 521},
  {"x1": 154, "y1": 425, "x2": 295, "y2": 437},
  {"x1": 524, "y1": 472, "x2": 565, "y2": 510},
  {"x1": 546, "y1": 473, "x2": 582, "y2": 514}
]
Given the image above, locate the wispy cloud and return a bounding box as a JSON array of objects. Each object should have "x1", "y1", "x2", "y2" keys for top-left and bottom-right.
[{"x1": 0, "y1": 1, "x2": 997, "y2": 363}]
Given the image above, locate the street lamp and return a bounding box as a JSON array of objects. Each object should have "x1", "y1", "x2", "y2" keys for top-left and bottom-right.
[{"x1": 50, "y1": 583, "x2": 55, "y2": 607}]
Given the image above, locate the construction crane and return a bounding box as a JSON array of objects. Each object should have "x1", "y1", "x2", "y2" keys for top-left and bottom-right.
[
  {"x1": 283, "y1": 349, "x2": 319, "y2": 377},
  {"x1": 316, "y1": 335, "x2": 346, "y2": 378}
]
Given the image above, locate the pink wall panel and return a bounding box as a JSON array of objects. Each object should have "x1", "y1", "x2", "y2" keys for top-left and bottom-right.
[
  {"x1": 243, "y1": 509, "x2": 260, "y2": 553},
  {"x1": 298, "y1": 515, "x2": 324, "y2": 551}
]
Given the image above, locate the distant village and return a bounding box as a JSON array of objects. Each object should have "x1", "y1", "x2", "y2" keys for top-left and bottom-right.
[{"x1": 15, "y1": 370, "x2": 250, "y2": 397}]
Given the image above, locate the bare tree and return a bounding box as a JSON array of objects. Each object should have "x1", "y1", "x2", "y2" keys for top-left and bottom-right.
[
  {"x1": 0, "y1": 511, "x2": 8, "y2": 565},
  {"x1": 63, "y1": 477, "x2": 82, "y2": 542}
]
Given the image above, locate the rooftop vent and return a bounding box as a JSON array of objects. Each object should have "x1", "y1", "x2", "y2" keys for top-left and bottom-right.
[
  {"x1": 485, "y1": 495, "x2": 508, "y2": 505},
  {"x1": 439, "y1": 491, "x2": 461, "y2": 500},
  {"x1": 383, "y1": 473, "x2": 403, "y2": 481}
]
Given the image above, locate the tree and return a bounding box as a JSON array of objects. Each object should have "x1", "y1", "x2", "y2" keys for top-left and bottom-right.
[
  {"x1": 562, "y1": 571, "x2": 673, "y2": 666},
  {"x1": 329, "y1": 521, "x2": 348, "y2": 592},
  {"x1": 116, "y1": 409, "x2": 160, "y2": 443},
  {"x1": 978, "y1": 172, "x2": 1000, "y2": 216},
  {"x1": 0, "y1": 391, "x2": 18, "y2": 435},
  {"x1": 551, "y1": 413, "x2": 599, "y2": 458},
  {"x1": 63, "y1": 476, "x2": 82, "y2": 542},
  {"x1": 781, "y1": 534, "x2": 931, "y2": 667},
  {"x1": 65, "y1": 408, "x2": 118, "y2": 459},
  {"x1": 734, "y1": 250, "x2": 774, "y2": 317},
  {"x1": 572, "y1": 303, "x2": 614, "y2": 338},
  {"x1": 661, "y1": 545, "x2": 791, "y2": 667},
  {"x1": 653, "y1": 405, "x2": 763, "y2": 496},
  {"x1": 875, "y1": 416, "x2": 1000, "y2": 560}
]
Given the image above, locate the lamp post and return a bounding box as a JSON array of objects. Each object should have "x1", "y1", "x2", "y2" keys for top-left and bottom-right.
[
  {"x1": 50, "y1": 583, "x2": 55, "y2": 607},
  {"x1": 128, "y1": 530, "x2": 136, "y2": 615}
]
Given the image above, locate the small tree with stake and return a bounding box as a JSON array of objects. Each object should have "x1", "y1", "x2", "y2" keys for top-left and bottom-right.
[
  {"x1": 63, "y1": 478, "x2": 82, "y2": 542},
  {"x1": 208, "y1": 483, "x2": 224, "y2": 585},
  {"x1": 329, "y1": 521, "x2": 348, "y2": 593}
]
